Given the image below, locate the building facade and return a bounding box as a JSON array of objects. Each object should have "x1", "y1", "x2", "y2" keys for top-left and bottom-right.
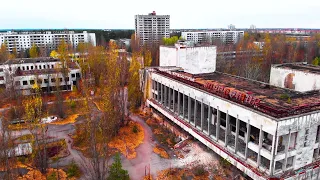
[
  {"x1": 0, "y1": 57, "x2": 81, "y2": 95},
  {"x1": 181, "y1": 31, "x2": 244, "y2": 45},
  {"x1": 141, "y1": 43, "x2": 320, "y2": 180},
  {"x1": 135, "y1": 11, "x2": 170, "y2": 46},
  {"x1": 0, "y1": 31, "x2": 96, "y2": 52}
]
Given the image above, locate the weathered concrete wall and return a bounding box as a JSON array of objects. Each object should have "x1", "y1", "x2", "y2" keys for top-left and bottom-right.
[
  {"x1": 277, "y1": 112, "x2": 320, "y2": 170},
  {"x1": 270, "y1": 66, "x2": 320, "y2": 92},
  {"x1": 159, "y1": 46, "x2": 217, "y2": 74},
  {"x1": 159, "y1": 47, "x2": 177, "y2": 67},
  {"x1": 180, "y1": 46, "x2": 216, "y2": 74}
]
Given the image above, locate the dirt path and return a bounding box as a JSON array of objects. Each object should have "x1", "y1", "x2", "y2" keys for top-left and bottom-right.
[{"x1": 121, "y1": 114, "x2": 172, "y2": 180}]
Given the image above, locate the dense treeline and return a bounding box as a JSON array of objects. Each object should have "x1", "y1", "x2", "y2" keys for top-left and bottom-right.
[{"x1": 217, "y1": 32, "x2": 320, "y2": 82}]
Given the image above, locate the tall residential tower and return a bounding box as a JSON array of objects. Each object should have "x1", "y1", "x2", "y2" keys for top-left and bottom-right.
[{"x1": 135, "y1": 11, "x2": 170, "y2": 46}]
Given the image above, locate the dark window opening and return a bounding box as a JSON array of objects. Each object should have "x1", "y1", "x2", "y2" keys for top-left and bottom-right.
[
  {"x1": 23, "y1": 81, "x2": 28, "y2": 85},
  {"x1": 30, "y1": 80, "x2": 35, "y2": 85}
]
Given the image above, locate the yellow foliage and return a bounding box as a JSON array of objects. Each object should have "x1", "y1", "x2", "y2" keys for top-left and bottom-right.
[
  {"x1": 143, "y1": 175, "x2": 153, "y2": 180},
  {"x1": 18, "y1": 169, "x2": 45, "y2": 180},
  {"x1": 153, "y1": 146, "x2": 169, "y2": 159},
  {"x1": 18, "y1": 168, "x2": 67, "y2": 180},
  {"x1": 50, "y1": 50, "x2": 58, "y2": 58},
  {"x1": 50, "y1": 114, "x2": 79, "y2": 125},
  {"x1": 29, "y1": 44, "x2": 39, "y2": 58},
  {"x1": 108, "y1": 121, "x2": 144, "y2": 159}
]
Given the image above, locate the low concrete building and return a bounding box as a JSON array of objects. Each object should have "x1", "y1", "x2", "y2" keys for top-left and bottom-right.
[
  {"x1": 141, "y1": 43, "x2": 320, "y2": 180},
  {"x1": 270, "y1": 63, "x2": 320, "y2": 92},
  {"x1": 0, "y1": 57, "x2": 81, "y2": 95}
]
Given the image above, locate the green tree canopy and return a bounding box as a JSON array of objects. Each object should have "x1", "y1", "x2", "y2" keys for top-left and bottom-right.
[
  {"x1": 312, "y1": 57, "x2": 320, "y2": 66},
  {"x1": 107, "y1": 153, "x2": 129, "y2": 180},
  {"x1": 162, "y1": 36, "x2": 181, "y2": 45}
]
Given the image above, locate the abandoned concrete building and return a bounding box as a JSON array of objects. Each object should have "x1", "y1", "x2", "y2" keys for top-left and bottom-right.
[
  {"x1": 142, "y1": 41, "x2": 320, "y2": 180},
  {"x1": 270, "y1": 63, "x2": 320, "y2": 92}
]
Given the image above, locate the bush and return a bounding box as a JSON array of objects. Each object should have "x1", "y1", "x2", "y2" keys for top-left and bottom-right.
[
  {"x1": 70, "y1": 100, "x2": 76, "y2": 109},
  {"x1": 132, "y1": 125, "x2": 139, "y2": 134},
  {"x1": 280, "y1": 94, "x2": 289, "y2": 100},
  {"x1": 47, "y1": 171, "x2": 57, "y2": 180},
  {"x1": 220, "y1": 157, "x2": 231, "y2": 168},
  {"x1": 67, "y1": 161, "x2": 81, "y2": 178},
  {"x1": 193, "y1": 166, "x2": 206, "y2": 176}
]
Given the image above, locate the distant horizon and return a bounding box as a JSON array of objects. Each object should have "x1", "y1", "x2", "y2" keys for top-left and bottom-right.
[{"x1": 1, "y1": 28, "x2": 320, "y2": 31}]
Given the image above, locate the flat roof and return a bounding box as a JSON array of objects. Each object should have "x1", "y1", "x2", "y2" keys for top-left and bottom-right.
[
  {"x1": 4, "y1": 57, "x2": 59, "y2": 65},
  {"x1": 154, "y1": 69, "x2": 320, "y2": 119},
  {"x1": 274, "y1": 63, "x2": 320, "y2": 75}
]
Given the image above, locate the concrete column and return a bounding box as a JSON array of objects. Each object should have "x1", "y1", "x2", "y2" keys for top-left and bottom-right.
[
  {"x1": 172, "y1": 89, "x2": 175, "y2": 112},
  {"x1": 317, "y1": 128, "x2": 320, "y2": 158},
  {"x1": 182, "y1": 93, "x2": 185, "y2": 119},
  {"x1": 225, "y1": 111, "x2": 229, "y2": 147},
  {"x1": 257, "y1": 125, "x2": 263, "y2": 166},
  {"x1": 178, "y1": 90, "x2": 180, "y2": 116},
  {"x1": 157, "y1": 81, "x2": 160, "y2": 102},
  {"x1": 216, "y1": 107, "x2": 220, "y2": 142},
  {"x1": 245, "y1": 120, "x2": 251, "y2": 160},
  {"x1": 168, "y1": 87, "x2": 171, "y2": 110},
  {"x1": 188, "y1": 95, "x2": 191, "y2": 123},
  {"x1": 208, "y1": 104, "x2": 211, "y2": 136},
  {"x1": 275, "y1": 136, "x2": 279, "y2": 155},
  {"x1": 164, "y1": 85, "x2": 167, "y2": 106},
  {"x1": 161, "y1": 83, "x2": 163, "y2": 104},
  {"x1": 235, "y1": 116, "x2": 240, "y2": 153},
  {"x1": 283, "y1": 130, "x2": 292, "y2": 171},
  {"x1": 194, "y1": 97, "x2": 197, "y2": 127},
  {"x1": 269, "y1": 132, "x2": 277, "y2": 175},
  {"x1": 201, "y1": 100, "x2": 204, "y2": 131}
]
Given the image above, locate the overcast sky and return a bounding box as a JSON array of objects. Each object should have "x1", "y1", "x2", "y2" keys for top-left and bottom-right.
[{"x1": 0, "y1": 0, "x2": 319, "y2": 29}]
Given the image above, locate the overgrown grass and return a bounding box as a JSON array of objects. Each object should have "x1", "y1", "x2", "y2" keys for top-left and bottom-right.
[{"x1": 67, "y1": 161, "x2": 81, "y2": 178}]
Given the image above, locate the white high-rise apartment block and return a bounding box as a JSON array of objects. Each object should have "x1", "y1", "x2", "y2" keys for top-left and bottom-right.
[
  {"x1": 135, "y1": 11, "x2": 170, "y2": 46},
  {"x1": 181, "y1": 31, "x2": 244, "y2": 45},
  {"x1": 0, "y1": 31, "x2": 96, "y2": 52}
]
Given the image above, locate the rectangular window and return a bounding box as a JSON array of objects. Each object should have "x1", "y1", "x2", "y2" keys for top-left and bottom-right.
[
  {"x1": 31, "y1": 66, "x2": 33, "y2": 70},
  {"x1": 51, "y1": 65, "x2": 54, "y2": 69},
  {"x1": 44, "y1": 79, "x2": 49, "y2": 83},
  {"x1": 51, "y1": 78, "x2": 56, "y2": 83},
  {"x1": 26, "y1": 66, "x2": 29, "y2": 70},
  {"x1": 71, "y1": 74, "x2": 75, "y2": 78},
  {"x1": 0, "y1": 76, "x2": 4, "y2": 80},
  {"x1": 43, "y1": 65, "x2": 45, "y2": 69},
  {"x1": 23, "y1": 81, "x2": 28, "y2": 85},
  {"x1": 59, "y1": 78, "x2": 63, "y2": 82},
  {"x1": 30, "y1": 80, "x2": 35, "y2": 85}
]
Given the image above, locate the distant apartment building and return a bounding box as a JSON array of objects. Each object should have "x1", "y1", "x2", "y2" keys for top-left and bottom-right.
[
  {"x1": 0, "y1": 57, "x2": 81, "y2": 95},
  {"x1": 181, "y1": 31, "x2": 244, "y2": 45},
  {"x1": 135, "y1": 11, "x2": 170, "y2": 46},
  {"x1": 0, "y1": 31, "x2": 96, "y2": 52}
]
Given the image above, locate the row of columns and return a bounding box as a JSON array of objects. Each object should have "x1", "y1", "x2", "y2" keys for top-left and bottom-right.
[{"x1": 153, "y1": 81, "x2": 275, "y2": 175}]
